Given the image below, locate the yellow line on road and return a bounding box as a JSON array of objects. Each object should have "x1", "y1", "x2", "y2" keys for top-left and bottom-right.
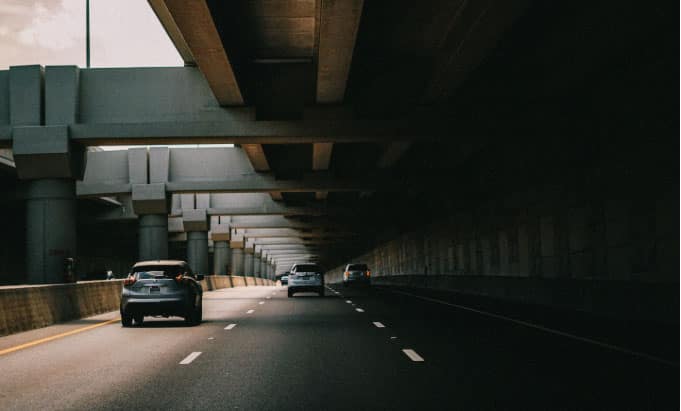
[{"x1": 0, "y1": 318, "x2": 119, "y2": 357}]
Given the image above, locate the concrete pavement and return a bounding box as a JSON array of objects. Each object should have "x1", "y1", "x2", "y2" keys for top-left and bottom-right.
[{"x1": 0, "y1": 285, "x2": 676, "y2": 410}]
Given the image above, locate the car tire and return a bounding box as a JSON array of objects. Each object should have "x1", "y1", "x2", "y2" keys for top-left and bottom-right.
[
  {"x1": 185, "y1": 299, "x2": 202, "y2": 326},
  {"x1": 288, "y1": 290, "x2": 293, "y2": 298},
  {"x1": 343, "y1": 282, "x2": 348, "y2": 288},
  {"x1": 318, "y1": 287, "x2": 324, "y2": 297},
  {"x1": 121, "y1": 312, "x2": 133, "y2": 327},
  {"x1": 133, "y1": 314, "x2": 144, "y2": 326}
]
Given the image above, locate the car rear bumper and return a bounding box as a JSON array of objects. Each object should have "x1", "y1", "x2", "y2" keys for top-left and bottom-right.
[
  {"x1": 120, "y1": 297, "x2": 191, "y2": 316},
  {"x1": 289, "y1": 285, "x2": 323, "y2": 293}
]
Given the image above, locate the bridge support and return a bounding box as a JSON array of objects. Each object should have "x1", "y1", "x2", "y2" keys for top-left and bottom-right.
[
  {"x1": 213, "y1": 241, "x2": 229, "y2": 275},
  {"x1": 25, "y1": 179, "x2": 77, "y2": 284},
  {"x1": 244, "y1": 252, "x2": 254, "y2": 277},
  {"x1": 231, "y1": 248, "x2": 244, "y2": 276},
  {"x1": 138, "y1": 214, "x2": 168, "y2": 261},
  {"x1": 187, "y1": 231, "x2": 208, "y2": 275}
]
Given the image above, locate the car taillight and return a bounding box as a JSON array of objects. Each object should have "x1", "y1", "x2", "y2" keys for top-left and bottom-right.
[
  {"x1": 344, "y1": 271, "x2": 349, "y2": 278},
  {"x1": 123, "y1": 276, "x2": 136, "y2": 286},
  {"x1": 175, "y1": 274, "x2": 184, "y2": 284},
  {"x1": 366, "y1": 270, "x2": 371, "y2": 277}
]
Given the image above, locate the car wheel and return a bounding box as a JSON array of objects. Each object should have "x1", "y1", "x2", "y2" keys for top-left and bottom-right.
[
  {"x1": 343, "y1": 282, "x2": 348, "y2": 288},
  {"x1": 121, "y1": 312, "x2": 133, "y2": 327},
  {"x1": 133, "y1": 314, "x2": 144, "y2": 326},
  {"x1": 318, "y1": 287, "x2": 324, "y2": 297},
  {"x1": 187, "y1": 298, "x2": 203, "y2": 326},
  {"x1": 288, "y1": 290, "x2": 293, "y2": 298}
]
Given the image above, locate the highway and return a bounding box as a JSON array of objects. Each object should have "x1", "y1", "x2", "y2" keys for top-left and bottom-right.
[{"x1": 0, "y1": 285, "x2": 676, "y2": 410}]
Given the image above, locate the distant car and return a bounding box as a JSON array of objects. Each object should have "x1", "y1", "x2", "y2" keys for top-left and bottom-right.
[
  {"x1": 288, "y1": 263, "x2": 324, "y2": 297},
  {"x1": 343, "y1": 264, "x2": 371, "y2": 287},
  {"x1": 280, "y1": 274, "x2": 289, "y2": 286},
  {"x1": 120, "y1": 260, "x2": 204, "y2": 327}
]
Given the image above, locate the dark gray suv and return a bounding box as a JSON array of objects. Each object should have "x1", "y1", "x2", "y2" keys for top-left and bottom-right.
[{"x1": 120, "y1": 260, "x2": 204, "y2": 326}]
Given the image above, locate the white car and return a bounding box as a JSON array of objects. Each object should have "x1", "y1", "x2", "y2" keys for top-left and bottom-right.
[{"x1": 287, "y1": 263, "x2": 324, "y2": 297}]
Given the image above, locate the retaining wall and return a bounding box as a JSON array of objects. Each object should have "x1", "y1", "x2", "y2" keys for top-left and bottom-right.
[{"x1": 0, "y1": 275, "x2": 274, "y2": 336}]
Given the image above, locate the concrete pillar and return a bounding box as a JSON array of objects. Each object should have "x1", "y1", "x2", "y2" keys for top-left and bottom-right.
[
  {"x1": 244, "y1": 253, "x2": 254, "y2": 277},
  {"x1": 138, "y1": 214, "x2": 168, "y2": 261},
  {"x1": 213, "y1": 240, "x2": 229, "y2": 275},
  {"x1": 187, "y1": 231, "x2": 209, "y2": 275},
  {"x1": 25, "y1": 179, "x2": 76, "y2": 284},
  {"x1": 253, "y1": 257, "x2": 261, "y2": 277},
  {"x1": 231, "y1": 248, "x2": 244, "y2": 276}
]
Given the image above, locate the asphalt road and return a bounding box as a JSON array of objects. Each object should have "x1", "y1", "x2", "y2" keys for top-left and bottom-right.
[{"x1": 0, "y1": 285, "x2": 676, "y2": 410}]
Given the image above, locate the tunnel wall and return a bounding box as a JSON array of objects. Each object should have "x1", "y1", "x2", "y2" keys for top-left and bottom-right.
[
  {"x1": 327, "y1": 157, "x2": 677, "y2": 325},
  {"x1": 0, "y1": 275, "x2": 274, "y2": 336}
]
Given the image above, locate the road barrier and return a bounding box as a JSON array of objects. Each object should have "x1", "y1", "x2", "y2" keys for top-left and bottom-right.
[{"x1": 0, "y1": 276, "x2": 274, "y2": 336}]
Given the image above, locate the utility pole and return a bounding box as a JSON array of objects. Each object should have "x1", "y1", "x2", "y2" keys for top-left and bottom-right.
[{"x1": 86, "y1": 0, "x2": 91, "y2": 68}]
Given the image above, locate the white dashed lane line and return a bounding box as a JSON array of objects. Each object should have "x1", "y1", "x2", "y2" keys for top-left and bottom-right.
[
  {"x1": 224, "y1": 324, "x2": 237, "y2": 330},
  {"x1": 373, "y1": 322, "x2": 385, "y2": 328},
  {"x1": 345, "y1": 300, "x2": 352, "y2": 304},
  {"x1": 355, "y1": 308, "x2": 365, "y2": 313},
  {"x1": 402, "y1": 349, "x2": 424, "y2": 362},
  {"x1": 247, "y1": 309, "x2": 255, "y2": 314},
  {"x1": 259, "y1": 301, "x2": 265, "y2": 305},
  {"x1": 179, "y1": 352, "x2": 202, "y2": 365}
]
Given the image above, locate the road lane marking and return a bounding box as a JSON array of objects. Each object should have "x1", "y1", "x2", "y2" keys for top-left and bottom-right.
[
  {"x1": 384, "y1": 288, "x2": 676, "y2": 367},
  {"x1": 247, "y1": 309, "x2": 254, "y2": 314},
  {"x1": 355, "y1": 308, "x2": 365, "y2": 313},
  {"x1": 179, "y1": 352, "x2": 202, "y2": 365},
  {"x1": 402, "y1": 349, "x2": 424, "y2": 362},
  {"x1": 390, "y1": 336, "x2": 398, "y2": 339},
  {"x1": 266, "y1": 296, "x2": 271, "y2": 299},
  {"x1": 345, "y1": 300, "x2": 352, "y2": 304},
  {"x1": 259, "y1": 301, "x2": 265, "y2": 305},
  {"x1": 208, "y1": 337, "x2": 214, "y2": 340},
  {"x1": 225, "y1": 324, "x2": 237, "y2": 330},
  {"x1": 0, "y1": 318, "x2": 119, "y2": 357},
  {"x1": 373, "y1": 322, "x2": 385, "y2": 328}
]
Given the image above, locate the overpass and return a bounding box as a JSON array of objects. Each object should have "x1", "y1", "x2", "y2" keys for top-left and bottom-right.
[{"x1": 0, "y1": 0, "x2": 676, "y2": 409}]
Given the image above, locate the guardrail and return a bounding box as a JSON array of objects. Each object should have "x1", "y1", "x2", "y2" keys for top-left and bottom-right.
[{"x1": 0, "y1": 276, "x2": 273, "y2": 336}]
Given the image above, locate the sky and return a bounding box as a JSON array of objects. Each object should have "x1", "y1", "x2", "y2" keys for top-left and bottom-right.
[
  {"x1": 0, "y1": 0, "x2": 183, "y2": 69},
  {"x1": 0, "y1": 1, "x2": 231, "y2": 150}
]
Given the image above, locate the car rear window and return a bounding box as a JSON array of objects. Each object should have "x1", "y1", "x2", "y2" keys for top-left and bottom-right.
[
  {"x1": 294, "y1": 264, "x2": 321, "y2": 273},
  {"x1": 132, "y1": 265, "x2": 185, "y2": 278},
  {"x1": 348, "y1": 264, "x2": 368, "y2": 271}
]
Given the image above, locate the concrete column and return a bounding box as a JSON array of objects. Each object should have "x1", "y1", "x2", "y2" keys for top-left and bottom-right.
[
  {"x1": 231, "y1": 248, "x2": 244, "y2": 276},
  {"x1": 187, "y1": 231, "x2": 209, "y2": 275},
  {"x1": 26, "y1": 179, "x2": 76, "y2": 284},
  {"x1": 253, "y1": 257, "x2": 260, "y2": 277},
  {"x1": 244, "y1": 253, "x2": 254, "y2": 277},
  {"x1": 138, "y1": 214, "x2": 168, "y2": 261},
  {"x1": 213, "y1": 241, "x2": 230, "y2": 275}
]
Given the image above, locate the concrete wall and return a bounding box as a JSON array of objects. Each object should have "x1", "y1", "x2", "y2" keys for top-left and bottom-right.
[
  {"x1": 0, "y1": 275, "x2": 274, "y2": 336},
  {"x1": 327, "y1": 151, "x2": 678, "y2": 325}
]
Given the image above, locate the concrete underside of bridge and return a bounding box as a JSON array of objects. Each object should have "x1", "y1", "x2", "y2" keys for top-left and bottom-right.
[{"x1": 0, "y1": 0, "x2": 676, "y2": 327}]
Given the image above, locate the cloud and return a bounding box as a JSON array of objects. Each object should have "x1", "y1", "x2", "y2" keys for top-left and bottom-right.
[
  {"x1": 0, "y1": 0, "x2": 181, "y2": 69},
  {"x1": 16, "y1": 0, "x2": 84, "y2": 51}
]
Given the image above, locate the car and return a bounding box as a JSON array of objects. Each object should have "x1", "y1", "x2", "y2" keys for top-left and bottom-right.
[
  {"x1": 343, "y1": 263, "x2": 371, "y2": 287},
  {"x1": 287, "y1": 263, "x2": 324, "y2": 297},
  {"x1": 120, "y1": 260, "x2": 204, "y2": 327},
  {"x1": 280, "y1": 274, "x2": 289, "y2": 285}
]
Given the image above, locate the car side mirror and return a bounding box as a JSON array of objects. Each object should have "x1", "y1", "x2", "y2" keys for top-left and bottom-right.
[{"x1": 196, "y1": 274, "x2": 205, "y2": 281}]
